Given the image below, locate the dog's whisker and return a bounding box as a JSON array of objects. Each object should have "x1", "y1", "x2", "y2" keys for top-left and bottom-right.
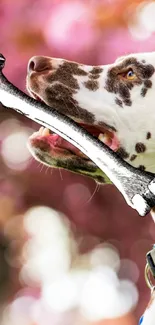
[
  {"x1": 59, "y1": 168, "x2": 63, "y2": 181},
  {"x1": 83, "y1": 182, "x2": 99, "y2": 206}
]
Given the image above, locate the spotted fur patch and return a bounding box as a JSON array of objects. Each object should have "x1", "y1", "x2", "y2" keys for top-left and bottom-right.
[
  {"x1": 46, "y1": 84, "x2": 95, "y2": 123},
  {"x1": 105, "y1": 57, "x2": 154, "y2": 106}
]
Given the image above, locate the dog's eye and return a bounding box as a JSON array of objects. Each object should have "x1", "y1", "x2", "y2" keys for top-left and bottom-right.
[
  {"x1": 126, "y1": 69, "x2": 136, "y2": 80},
  {"x1": 118, "y1": 68, "x2": 137, "y2": 81}
]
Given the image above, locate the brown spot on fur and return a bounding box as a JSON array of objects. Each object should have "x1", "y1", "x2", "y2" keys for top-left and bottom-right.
[
  {"x1": 62, "y1": 62, "x2": 88, "y2": 76},
  {"x1": 46, "y1": 61, "x2": 90, "y2": 92},
  {"x1": 130, "y1": 154, "x2": 137, "y2": 161},
  {"x1": 46, "y1": 84, "x2": 95, "y2": 123},
  {"x1": 146, "y1": 132, "x2": 151, "y2": 139},
  {"x1": 118, "y1": 84, "x2": 131, "y2": 103},
  {"x1": 117, "y1": 147, "x2": 129, "y2": 159},
  {"x1": 140, "y1": 64, "x2": 155, "y2": 79},
  {"x1": 84, "y1": 80, "x2": 99, "y2": 91},
  {"x1": 141, "y1": 87, "x2": 148, "y2": 97},
  {"x1": 90, "y1": 67, "x2": 103, "y2": 74},
  {"x1": 123, "y1": 98, "x2": 132, "y2": 106},
  {"x1": 144, "y1": 80, "x2": 152, "y2": 88},
  {"x1": 139, "y1": 165, "x2": 146, "y2": 171},
  {"x1": 135, "y1": 142, "x2": 146, "y2": 153},
  {"x1": 141, "y1": 80, "x2": 152, "y2": 96},
  {"x1": 89, "y1": 74, "x2": 100, "y2": 80},
  {"x1": 115, "y1": 97, "x2": 123, "y2": 107},
  {"x1": 47, "y1": 67, "x2": 80, "y2": 90}
]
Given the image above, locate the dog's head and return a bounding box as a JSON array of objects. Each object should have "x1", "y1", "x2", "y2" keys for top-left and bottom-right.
[{"x1": 26, "y1": 52, "x2": 155, "y2": 181}]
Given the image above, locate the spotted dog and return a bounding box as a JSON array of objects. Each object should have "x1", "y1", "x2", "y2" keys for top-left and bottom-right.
[{"x1": 27, "y1": 52, "x2": 155, "y2": 184}]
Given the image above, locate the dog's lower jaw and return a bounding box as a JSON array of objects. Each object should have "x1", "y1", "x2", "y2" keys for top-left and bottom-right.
[{"x1": 27, "y1": 140, "x2": 111, "y2": 184}]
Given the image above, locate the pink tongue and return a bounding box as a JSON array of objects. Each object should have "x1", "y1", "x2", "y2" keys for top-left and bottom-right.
[
  {"x1": 99, "y1": 133, "x2": 120, "y2": 151},
  {"x1": 48, "y1": 132, "x2": 120, "y2": 154},
  {"x1": 48, "y1": 134, "x2": 83, "y2": 155},
  {"x1": 111, "y1": 134, "x2": 120, "y2": 151}
]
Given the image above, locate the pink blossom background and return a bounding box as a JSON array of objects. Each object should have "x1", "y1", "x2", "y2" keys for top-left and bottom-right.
[{"x1": 0, "y1": 0, "x2": 155, "y2": 324}]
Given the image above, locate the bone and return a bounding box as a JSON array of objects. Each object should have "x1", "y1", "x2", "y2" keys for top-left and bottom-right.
[{"x1": 0, "y1": 54, "x2": 155, "y2": 216}]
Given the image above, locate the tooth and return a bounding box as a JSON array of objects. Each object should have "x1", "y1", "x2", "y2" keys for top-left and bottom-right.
[
  {"x1": 39, "y1": 126, "x2": 44, "y2": 135},
  {"x1": 42, "y1": 127, "x2": 50, "y2": 136},
  {"x1": 98, "y1": 133, "x2": 109, "y2": 143}
]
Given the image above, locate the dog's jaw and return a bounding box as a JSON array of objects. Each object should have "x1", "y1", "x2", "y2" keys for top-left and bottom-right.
[{"x1": 26, "y1": 52, "x2": 155, "y2": 180}]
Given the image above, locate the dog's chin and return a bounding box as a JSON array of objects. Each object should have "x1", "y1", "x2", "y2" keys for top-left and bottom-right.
[{"x1": 27, "y1": 132, "x2": 111, "y2": 183}]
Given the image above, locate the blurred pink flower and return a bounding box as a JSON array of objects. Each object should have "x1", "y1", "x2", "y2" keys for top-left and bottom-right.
[
  {"x1": 97, "y1": 28, "x2": 155, "y2": 64},
  {"x1": 44, "y1": 1, "x2": 97, "y2": 59}
]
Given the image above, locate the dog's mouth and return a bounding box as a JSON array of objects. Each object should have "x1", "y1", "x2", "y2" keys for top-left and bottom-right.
[{"x1": 28, "y1": 91, "x2": 120, "y2": 162}]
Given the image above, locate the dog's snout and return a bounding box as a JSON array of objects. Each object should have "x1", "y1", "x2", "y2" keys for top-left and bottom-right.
[{"x1": 28, "y1": 56, "x2": 52, "y2": 73}]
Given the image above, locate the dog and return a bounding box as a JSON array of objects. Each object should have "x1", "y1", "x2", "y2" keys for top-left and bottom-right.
[
  {"x1": 26, "y1": 52, "x2": 155, "y2": 184},
  {"x1": 27, "y1": 54, "x2": 155, "y2": 322}
]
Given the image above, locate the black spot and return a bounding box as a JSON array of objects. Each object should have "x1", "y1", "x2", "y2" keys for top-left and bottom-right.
[
  {"x1": 142, "y1": 59, "x2": 146, "y2": 63},
  {"x1": 62, "y1": 62, "x2": 88, "y2": 76},
  {"x1": 84, "y1": 80, "x2": 99, "y2": 91},
  {"x1": 139, "y1": 165, "x2": 146, "y2": 171},
  {"x1": 115, "y1": 97, "x2": 123, "y2": 107},
  {"x1": 118, "y1": 84, "x2": 130, "y2": 99},
  {"x1": 130, "y1": 154, "x2": 137, "y2": 161},
  {"x1": 141, "y1": 88, "x2": 148, "y2": 97},
  {"x1": 135, "y1": 142, "x2": 146, "y2": 153},
  {"x1": 146, "y1": 132, "x2": 151, "y2": 139},
  {"x1": 140, "y1": 64, "x2": 155, "y2": 79},
  {"x1": 117, "y1": 147, "x2": 129, "y2": 159},
  {"x1": 123, "y1": 98, "x2": 132, "y2": 106},
  {"x1": 144, "y1": 80, "x2": 152, "y2": 88},
  {"x1": 89, "y1": 74, "x2": 100, "y2": 80}
]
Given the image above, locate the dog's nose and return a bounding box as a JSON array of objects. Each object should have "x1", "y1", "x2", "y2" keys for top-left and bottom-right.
[{"x1": 28, "y1": 56, "x2": 51, "y2": 73}]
